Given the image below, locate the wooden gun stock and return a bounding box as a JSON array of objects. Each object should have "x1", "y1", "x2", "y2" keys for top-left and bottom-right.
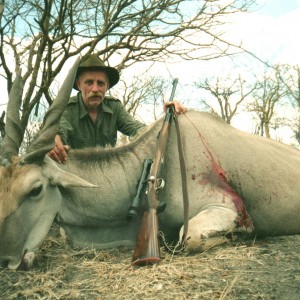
[
  {"x1": 131, "y1": 208, "x2": 160, "y2": 265},
  {"x1": 132, "y1": 164, "x2": 162, "y2": 266}
]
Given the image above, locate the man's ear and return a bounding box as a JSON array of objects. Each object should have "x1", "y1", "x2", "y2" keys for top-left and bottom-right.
[{"x1": 76, "y1": 79, "x2": 81, "y2": 90}]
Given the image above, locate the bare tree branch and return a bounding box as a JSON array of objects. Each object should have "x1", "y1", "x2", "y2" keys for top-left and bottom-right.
[{"x1": 195, "y1": 74, "x2": 257, "y2": 124}]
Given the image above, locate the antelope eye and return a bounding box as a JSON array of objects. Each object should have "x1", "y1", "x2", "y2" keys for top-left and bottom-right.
[{"x1": 29, "y1": 185, "x2": 43, "y2": 197}]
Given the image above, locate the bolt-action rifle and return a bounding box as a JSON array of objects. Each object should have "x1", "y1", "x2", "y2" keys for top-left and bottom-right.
[{"x1": 131, "y1": 78, "x2": 178, "y2": 266}]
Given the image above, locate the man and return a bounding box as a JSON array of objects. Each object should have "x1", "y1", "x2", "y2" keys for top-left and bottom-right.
[{"x1": 48, "y1": 54, "x2": 187, "y2": 163}]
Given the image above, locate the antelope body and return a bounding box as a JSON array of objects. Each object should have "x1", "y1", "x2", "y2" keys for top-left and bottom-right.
[{"x1": 1, "y1": 59, "x2": 300, "y2": 270}]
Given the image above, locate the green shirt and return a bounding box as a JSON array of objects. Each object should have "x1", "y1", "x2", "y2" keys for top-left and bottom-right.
[{"x1": 58, "y1": 93, "x2": 145, "y2": 148}]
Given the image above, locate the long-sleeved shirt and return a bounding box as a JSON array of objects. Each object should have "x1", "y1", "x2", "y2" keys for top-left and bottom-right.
[{"x1": 58, "y1": 93, "x2": 145, "y2": 148}]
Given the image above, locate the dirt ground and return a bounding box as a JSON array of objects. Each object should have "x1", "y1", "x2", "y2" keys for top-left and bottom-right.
[{"x1": 1, "y1": 224, "x2": 300, "y2": 300}]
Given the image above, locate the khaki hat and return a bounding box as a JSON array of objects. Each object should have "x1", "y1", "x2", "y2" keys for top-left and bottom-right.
[{"x1": 73, "y1": 54, "x2": 120, "y2": 90}]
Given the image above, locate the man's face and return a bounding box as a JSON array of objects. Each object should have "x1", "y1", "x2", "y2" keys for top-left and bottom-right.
[{"x1": 76, "y1": 70, "x2": 109, "y2": 111}]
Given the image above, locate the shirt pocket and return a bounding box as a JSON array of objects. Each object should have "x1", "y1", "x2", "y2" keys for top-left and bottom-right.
[
  {"x1": 103, "y1": 129, "x2": 117, "y2": 146},
  {"x1": 70, "y1": 133, "x2": 92, "y2": 149}
]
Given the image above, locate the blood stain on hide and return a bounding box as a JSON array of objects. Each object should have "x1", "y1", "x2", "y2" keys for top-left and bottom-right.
[{"x1": 185, "y1": 114, "x2": 254, "y2": 231}]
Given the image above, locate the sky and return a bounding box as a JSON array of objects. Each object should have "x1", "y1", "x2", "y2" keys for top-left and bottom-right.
[
  {"x1": 258, "y1": 0, "x2": 299, "y2": 16},
  {"x1": 234, "y1": 0, "x2": 300, "y2": 65},
  {"x1": 157, "y1": 0, "x2": 300, "y2": 80}
]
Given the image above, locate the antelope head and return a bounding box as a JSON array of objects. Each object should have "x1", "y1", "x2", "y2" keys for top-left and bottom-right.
[{"x1": 0, "y1": 58, "x2": 94, "y2": 270}]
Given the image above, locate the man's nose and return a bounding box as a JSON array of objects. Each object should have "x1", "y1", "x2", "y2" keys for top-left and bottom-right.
[{"x1": 91, "y1": 82, "x2": 100, "y2": 91}]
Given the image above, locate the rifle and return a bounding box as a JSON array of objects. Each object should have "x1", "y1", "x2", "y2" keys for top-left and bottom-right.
[{"x1": 132, "y1": 78, "x2": 178, "y2": 266}]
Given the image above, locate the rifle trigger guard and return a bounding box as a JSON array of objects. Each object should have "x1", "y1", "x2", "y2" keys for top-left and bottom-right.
[
  {"x1": 147, "y1": 176, "x2": 165, "y2": 191},
  {"x1": 156, "y1": 178, "x2": 165, "y2": 191}
]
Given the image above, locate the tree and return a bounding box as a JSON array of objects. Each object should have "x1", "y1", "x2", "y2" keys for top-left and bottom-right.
[
  {"x1": 117, "y1": 75, "x2": 169, "y2": 119},
  {"x1": 0, "y1": 0, "x2": 257, "y2": 139},
  {"x1": 278, "y1": 64, "x2": 300, "y2": 108},
  {"x1": 113, "y1": 74, "x2": 170, "y2": 143},
  {"x1": 247, "y1": 68, "x2": 288, "y2": 138},
  {"x1": 276, "y1": 64, "x2": 300, "y2": 145},
  {"x1": 195, "y1": 75, "x2": 257, "y2": 124}
]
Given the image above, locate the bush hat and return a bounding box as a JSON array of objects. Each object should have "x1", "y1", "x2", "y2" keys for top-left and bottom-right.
[{"x1": 73, "y1": 54, "x2": 120, "y2": 90}]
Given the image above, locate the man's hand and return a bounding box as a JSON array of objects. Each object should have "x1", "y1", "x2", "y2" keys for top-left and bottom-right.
[
  {"x1": 48, "y1": 135, "x2": 70, "y2": 164},
  {"x1": 164, "y1": 100, "x2": 187, "y2": 114}
]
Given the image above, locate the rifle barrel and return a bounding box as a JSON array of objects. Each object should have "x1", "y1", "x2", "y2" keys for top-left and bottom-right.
[{"x1": 169, "y1": 78, "x2": 178, "y2": 102}]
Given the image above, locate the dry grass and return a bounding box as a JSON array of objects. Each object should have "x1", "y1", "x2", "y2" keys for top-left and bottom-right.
[{"x1": 1, "y1": 225, "x2": 300, "y2": 300}]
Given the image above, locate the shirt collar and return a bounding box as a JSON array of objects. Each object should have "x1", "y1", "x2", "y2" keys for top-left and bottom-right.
[{"x1": 101, "y1": 98, "x2": 113, "y2": 114}]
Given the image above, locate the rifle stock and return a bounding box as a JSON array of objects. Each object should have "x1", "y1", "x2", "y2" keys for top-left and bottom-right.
[
  {"x1": 132, "y1": 79, "x2": 178, "y2": 266},
  {"x1": 131, "y1": 208, "x2": 160, "y2": 265},
  {"x1": 131, "y1": 161, "x2": 163, "y2": 265}
]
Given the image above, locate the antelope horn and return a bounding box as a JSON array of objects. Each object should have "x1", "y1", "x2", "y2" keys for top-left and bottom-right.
[
  {"x1": 21, "y1": 57, "x2": 80, "y2": 165},
  {"x1": 0, "y1": 71, "x2": 23, "y2": 165}
]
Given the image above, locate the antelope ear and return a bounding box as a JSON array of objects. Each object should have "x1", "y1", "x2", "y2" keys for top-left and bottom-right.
[{"x1": 42, "y1": 156, "x2": 97, "y2": 188}]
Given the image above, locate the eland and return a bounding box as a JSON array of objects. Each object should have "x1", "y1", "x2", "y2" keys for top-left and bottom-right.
[{"x1": 1, "y1": 59, "x2": 300, "y2": 270}]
